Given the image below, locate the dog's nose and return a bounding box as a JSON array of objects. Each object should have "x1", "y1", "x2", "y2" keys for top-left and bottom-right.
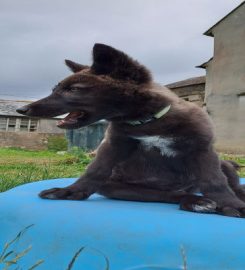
[{"x1": 16, "y1": 106, "x2": 30, "y2": 115}]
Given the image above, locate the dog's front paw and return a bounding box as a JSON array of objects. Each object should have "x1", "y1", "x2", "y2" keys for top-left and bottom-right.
[
  {"x1": 39, "y1": 187, "x2": 91, "y2": 201},
  {"x1": 180, "y1": 195, "x2": 217, "y2": 213}
]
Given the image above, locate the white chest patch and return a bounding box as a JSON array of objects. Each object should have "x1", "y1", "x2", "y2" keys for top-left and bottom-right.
[{"x1": 133, "y1": 136, "x2": 177, "y2": 157}]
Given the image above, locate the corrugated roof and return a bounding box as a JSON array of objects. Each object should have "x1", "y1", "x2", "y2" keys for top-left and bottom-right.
[
  {"x1": 0, "y1": 99, "x2": 64, "y2": 119},
  {"x1": 0, "y1": 99, "x2": 31, "y2": 117},
  {"x1": 166, "y1": 76, "x2": 205, "y2": 89},
  {"x1": 204, "y1": 1, "x2": 245, "y2": 37}
]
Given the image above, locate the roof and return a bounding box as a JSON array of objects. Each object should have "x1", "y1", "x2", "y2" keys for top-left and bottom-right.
[
  {"x1": 204, "y1": 1, "x2": 245, "y2": 37},
  {"x1": 0, "y1": 94, "x2": 36, "y2": 101},
  {"x1": 0, "y1": 99, "x2": 64, "y2": 119},
  {"x1": 0, "y1": 99, "x2": 32, "y2": 117},
  {"x1": 166, "y1": 76, "x2": 206, "y2": 89},
  {"x1": 196, "y1": 57, "x2": 213, "y2": 69}
]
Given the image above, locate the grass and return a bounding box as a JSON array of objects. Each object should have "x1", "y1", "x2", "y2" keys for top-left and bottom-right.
[
  {"x1": 0, "y1": 225, "x2": 109, "y2": 270},
  {"x1": 0, "y1": 224, "x2": 187, "y2": 270},
  {"x1": 0, "y1": 224, "x2": 44, "y2": 270},
  {"x1": 0, "y1": 147, "x2": 244, "y2": 193},
  {"x1": 0, "y1": 147, "x2": 92, "y2": 192},
  {"x1": 220, "y1": 153, "x2": 245, "y2": 177}
]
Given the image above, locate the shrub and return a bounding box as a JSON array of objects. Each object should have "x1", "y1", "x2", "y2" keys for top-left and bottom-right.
[
  {"x1": 47, "y1": 136, "x2": 68, "y2": 152},
  {"x1": 68, "y1": 147, "x2": 92, "y2": 165}
]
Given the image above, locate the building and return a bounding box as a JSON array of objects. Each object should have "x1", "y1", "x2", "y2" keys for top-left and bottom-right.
[
  {"x1": 0, "y1": 99, "x2": 65, "y2": 150},
  {"x1": 166, "y1": 76, "x2": 205, "y2": 107},
  {"x1": 198, "y1": 1, "x2": 245, "y2": 153}
]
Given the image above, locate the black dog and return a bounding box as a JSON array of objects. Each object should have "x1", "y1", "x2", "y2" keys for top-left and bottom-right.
[{"x1": 17, "y1": 43, "x2": 245, "y2": 217}]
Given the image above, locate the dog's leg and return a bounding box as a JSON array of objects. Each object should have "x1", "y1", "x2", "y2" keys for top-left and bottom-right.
[
  {"x1": 98, "y1": 182, "x2": 217, "y2": 214},
  {"x1": 39, "y1": 135, "x2": 137, "y2": 200},
  {"x1": 197, "y1": 151, "x2": 245, "y2": 217},
  {"x1": 221, "y1": 160, "x2": 245, "y2": 202}
]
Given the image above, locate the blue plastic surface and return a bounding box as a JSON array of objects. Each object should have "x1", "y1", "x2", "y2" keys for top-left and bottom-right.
[{"x1": 1, "y1": 178, "x2": 245, "y2": 270}]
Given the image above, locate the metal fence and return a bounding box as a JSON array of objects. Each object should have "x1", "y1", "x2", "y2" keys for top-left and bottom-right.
[{"x1": 66, "y1": 121, "x2": 108, "y2": 151}]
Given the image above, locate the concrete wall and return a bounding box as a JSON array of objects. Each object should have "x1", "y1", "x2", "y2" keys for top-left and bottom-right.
[
  {"x1": 205, "y1": 4, "x2": 245, "y2": 153},
  {"x1": 38, "y1": 118, "x2": 64, "y2": 134},
  {"x1": 0, "y1": 132, "x2": 65, "y2": 150},
  {"x1": 0, "y1": 117, "x2": 64, "y2": 150}
]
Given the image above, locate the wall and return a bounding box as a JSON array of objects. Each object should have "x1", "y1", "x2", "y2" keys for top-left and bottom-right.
[
  {"x1": 38, "y1": 118, "x2": 64, "y2": 134},
  {"x1": 205, "y1": 4, "x2": 245, "y2": 153},
  {"x1": 0, "y1": 132, "x2": 65, "y2": 150}
]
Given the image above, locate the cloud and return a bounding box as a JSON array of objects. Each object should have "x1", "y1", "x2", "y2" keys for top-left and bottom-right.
[{"x1": 0, "y1": 0, "x2": 242, "y2": 98}]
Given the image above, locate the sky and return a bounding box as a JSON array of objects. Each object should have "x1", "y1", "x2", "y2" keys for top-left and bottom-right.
[{"x1": 0, "y1": 0, "x2": 243, "y2": 99}]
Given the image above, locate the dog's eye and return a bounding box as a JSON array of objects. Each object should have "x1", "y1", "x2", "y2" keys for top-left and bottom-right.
[
  {"x1": 69, "y1": 84, "x2": 87, "y2": 91},
  {"x1": 70, "y1": 87, "x2": 81, "y2": 91}
]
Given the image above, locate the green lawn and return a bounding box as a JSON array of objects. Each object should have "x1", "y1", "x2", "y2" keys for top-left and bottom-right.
[
  {"x1": 0, "y1": 148, "x2": 244, "y2": 193},
  {"x1": 0, "y1": 148, "x2": 92, "y2": 192},
  {"x1": 220, "y1": 153, "x2": 245, "y2": 177}
]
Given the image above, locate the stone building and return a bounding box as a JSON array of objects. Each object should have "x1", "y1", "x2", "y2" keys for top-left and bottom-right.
[
  {"x1": 166, "y1": 76, "x2": 205, "y2": 107},
  {"x1": 198, "y1": 1, "x2": 245, "y2": 153},
  {"x1": 0, "y1": 99, "x2": 65, "y2": 150}
]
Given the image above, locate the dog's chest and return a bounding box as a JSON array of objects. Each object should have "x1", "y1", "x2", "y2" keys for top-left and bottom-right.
[{"x1": 133, "y1": 136, "x2": 177, "y2": 157}]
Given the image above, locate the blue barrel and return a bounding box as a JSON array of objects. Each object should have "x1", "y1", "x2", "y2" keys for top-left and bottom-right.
[{"x1": 1, "y1": 178, "x2": 245, "y2": 270}]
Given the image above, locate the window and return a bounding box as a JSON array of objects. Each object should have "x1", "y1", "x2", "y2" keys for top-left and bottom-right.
[
  {"x1": 29, "y1": 119, "x2": 38, "y2": 132},
  {"x1": 0, "y1": 117, "x2": 38, "y2": 132},
  {"x1": 20, "y1": 118, "x2": 29, "y2": 131},
  {"x1": 0, "y1": 117, "x2": 7, "y2": 131},
  {"x1": 8, "y1": 118, "x2": 17, "y2": 131}
]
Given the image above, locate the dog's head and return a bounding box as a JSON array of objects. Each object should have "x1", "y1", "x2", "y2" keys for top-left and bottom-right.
[{"x1": 17, "y1": 43, "x2": 152, "y2": 129}]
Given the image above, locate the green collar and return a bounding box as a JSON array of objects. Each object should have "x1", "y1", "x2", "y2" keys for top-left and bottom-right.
[{"x1": 125, "y1": 104, "x2": 171, "y2": 126}]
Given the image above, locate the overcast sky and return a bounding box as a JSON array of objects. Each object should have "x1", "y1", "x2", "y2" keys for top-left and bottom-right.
[{"x1": 0, "y1": 0, "x2": 243, "y2": 99}]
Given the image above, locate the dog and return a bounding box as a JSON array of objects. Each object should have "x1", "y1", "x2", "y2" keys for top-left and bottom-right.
[{"x1": 17, "y1": 43, "x2": 245, "y2": 217}]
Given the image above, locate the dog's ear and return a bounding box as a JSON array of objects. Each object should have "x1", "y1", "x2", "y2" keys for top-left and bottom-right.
[
  {"x1": 65, "y1": 59, "x2": 88, "y2": 73},
  {"x1": 91, "y1": 43, "x2": 152, "y2": 84}
]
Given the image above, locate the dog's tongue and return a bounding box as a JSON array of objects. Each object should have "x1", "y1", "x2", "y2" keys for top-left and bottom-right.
[{"x1": 57, "y1": 111, "x2": 84, "y2": 127}]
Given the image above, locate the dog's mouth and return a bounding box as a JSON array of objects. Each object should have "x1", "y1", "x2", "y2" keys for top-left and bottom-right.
[{"x1": 57, "y1": 111, "x2": 86, "y2": 128}]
